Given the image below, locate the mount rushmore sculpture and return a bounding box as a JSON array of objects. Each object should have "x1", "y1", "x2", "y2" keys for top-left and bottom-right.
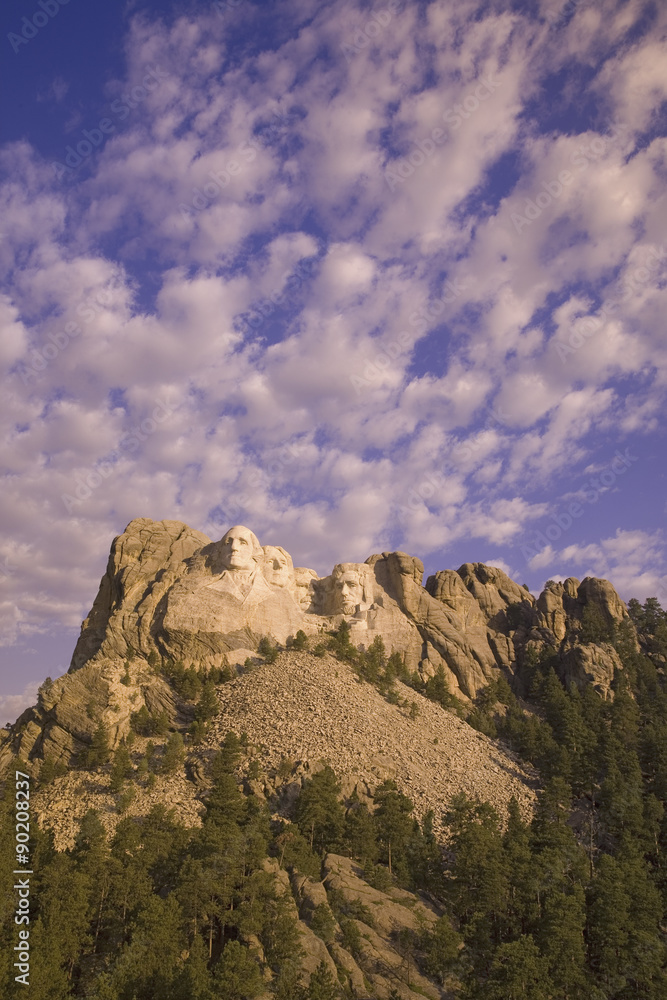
[
  {"x1": 0, "y1": 516, "x2": 633, "y2": 768},
  {"x1": 67, "y1": 517, "x2": 630, "y2": 701}
]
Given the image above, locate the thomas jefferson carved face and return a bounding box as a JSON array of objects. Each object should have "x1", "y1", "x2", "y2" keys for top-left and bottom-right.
[
  {"x1": 220, "y1": 525, "x2": 259, "y2": 572},
  {"x1": 263, "y1": 545, "x2": 294, "y2": 588}
]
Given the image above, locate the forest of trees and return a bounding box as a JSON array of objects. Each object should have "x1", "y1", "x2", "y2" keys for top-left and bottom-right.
[{"x1": 1, "y1": 596, "x2": 667, "y2": 998}]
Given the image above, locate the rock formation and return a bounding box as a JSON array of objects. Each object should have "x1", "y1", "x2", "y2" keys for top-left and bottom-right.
[{"x1": 0, "y1": 517, "x2": 636, "y2": 772}]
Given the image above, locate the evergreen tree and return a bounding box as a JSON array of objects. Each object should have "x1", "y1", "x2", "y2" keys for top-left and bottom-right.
[
  {"x1": 204, "y1": 771, "x2": 247, "y2": 831},
  {"x1": 422, "y1": 915, "x2": 462, "y2": 984},
  {"x1": 110, "y1": 743, "x2": 133, "y2": 793},
  {"x1": 172, "y1": 933, "x2": 213, "y2": 1000},
  {"x1": 296, "y1": 765, "x2": 345, "y2": 853},
  {"x1": 292, "y1": 629, "x2": 308, "y2": 650},
  {"x1": 443, "y1": 794, "x2": 508, "y2": 958},
  {"x1": 195, "y1": 680, "x2": 219, "y2": 722},
  {"x1": 343, "y1": 796, "x2": 379, "y2": 864},
  {"x1": 130, "y1": 705, "x2": 152, "y2": 736},
  {"x1": 38, "y1": 754, "x2": 67, "y2": 787},
  {"x1": 478, "y1": 935, "x2": 553, "y2": 1000},
  {"x1": 111, "y1": 894, "x2": 185, "y2": 1000},
  {"x1": 537, "y1": 888, "x2": 587, "y2": 999},
  {"x1": 88, "y1": 719, "x2": 112, "y2": 766},
  {"x1": 212, "y1": 731, "x2": 242, "y2": 778},
  {"x1": 258, "y1": 636, "x2": 278, "y2": 663},
  {"x1": 306, "y1": 959, "x2": 341, "y2": 999},
  {"x1": 360, "y1": 635, "x2": 386, "y2": 683},
  {"x1": 33, "y1": 851, "x2": 93, "y2": 983},
  {"x1": 329, "y1": 619, "x2": 357, "y2": 662},
  {"x1": 161, "y1": 732, "x2": 185, "y2": 775},
  {"x1": 423, "y1": 665, "x2": 457, "y2": 710},
  {"x1": 373, "y1": 779, "x2": 414, "y2": 877},
  {"x1": 580, "y1": 603, "x2": 614, "y2": 644}
]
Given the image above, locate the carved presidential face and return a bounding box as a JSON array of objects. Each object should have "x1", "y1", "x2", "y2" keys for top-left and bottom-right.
[
  {"x1": 263, "y1": 545, "x2": 294, "y2": 588},
  {"x1": 220, "y1": 526, "x2": 258, "y2": 572},
  {"x1": 333, "y1": 566, "x2": 367, "y2": 615}
]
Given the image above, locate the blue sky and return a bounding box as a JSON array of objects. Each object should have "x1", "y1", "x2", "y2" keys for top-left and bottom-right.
[{"x1": 1, "y1": 0, "x2": 666, "y2": 723}]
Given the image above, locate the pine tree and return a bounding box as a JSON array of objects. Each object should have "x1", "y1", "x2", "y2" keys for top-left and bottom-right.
[
  {"x1": 111, "y1": 894, "x2": 186, "y2": 999},
  {"x1": 422, "y1": 915, "x2": 462, "y2": 984},
  {"x1": 195, "y1": 680, "x2": 219, "y2": 722},
  {"x1": 423, "y1": 665, "x2": 457, "y2": 710},
  {"x1": 478, "y1": 935, "x2": 553, "y2": 1000},
  {"x1": 580, "y1": 602, "x2": 614, "y2": 644},
  {"x1": 212, "y1": 731, "x2": 242, "y2": 778},
  {"x1": 296, "y1": 765, "x2": 345, "y2": 853},
  {"x1": 292, "y1": 629, "x2": 308, "y2": 650},
  {"x1": 258, "y1": 636, "x2": 278, "y2": 663},
  {"x1": 153, "y1": 709, "x2": 170, "y2": 736},
  {"x1": 586, "y1": 853, "x2": 630, "y2": 993},
  {"x1": 306, "y1": 959, "x2": 340, "y2": 999},
  {"x1": 173, "y1": 933, "x2": 213, "y2": 1000},
  {"x1": 343, "y1": 796, "x2": 379, "y2": 864},
  {"x1": 536, "y1": 888, "x2": 587, "y2": 999},
  {"x1": 443, "y1": 794, "x2": 508, "y2": 957},
  {"x1": 89, "y1": 719, "x2": 112, "y2": 766},
  {"x1": 205, "y1": 771, "x2": 247, "y2": 830},
  {"x1": 161, "y1": 732, "x2": 185, "y2": 774},
  {"x1": 373, "y1": 779, "x2": 414, "y2": 877},
  {"x1": 110, "y1": 743, "x2": 133, "y2": 793}
]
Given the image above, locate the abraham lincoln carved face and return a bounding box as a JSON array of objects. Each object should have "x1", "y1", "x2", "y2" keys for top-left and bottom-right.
[{"x1": 330, "y1": 563, "x2": 373, "y2": 615}]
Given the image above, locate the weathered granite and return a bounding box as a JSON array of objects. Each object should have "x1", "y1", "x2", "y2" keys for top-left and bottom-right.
[{"x1": 0, "y1": 517, "x2": 637, "y2": 769}]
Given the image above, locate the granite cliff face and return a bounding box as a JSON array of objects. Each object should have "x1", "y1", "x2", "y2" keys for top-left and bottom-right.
[{"x1": 0, "y1": 517, "x2": 634, "y2": 773}]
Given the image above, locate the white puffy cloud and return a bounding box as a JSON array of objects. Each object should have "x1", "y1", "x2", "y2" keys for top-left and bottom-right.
[
  {"x1": 557, "y1": 530, "x2": 667, "y2": 603},
  {"x1": 0, "y1": 682, "x2": 40, "y2": 729},
  {"x1": 0, "y1": 0, "x2": 666, "y2": 680}
]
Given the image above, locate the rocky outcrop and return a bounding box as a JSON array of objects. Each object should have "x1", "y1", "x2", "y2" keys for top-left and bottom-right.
[
  {"x1": 0, "y1": 655, "x2": 177, "y2": 770},
  {"x1": 368, "y1": 552, "x2": 503, "y2": 699},
  {"x1": 0, "y1": 517, "x2": 636, "y2": 771},
  {"x1": 560, "y1": 643, "x2": 624, "y2": 699},
  {"x1": 323, "y1": 854, "x2": 440, "y2": 999},
  {"x1": 456, "y1": 563, "x2": 533, "y2": 625},
  {"x1": 70, "y1": 518, "x2": 210, "y2": 669},
  {"x1": 577, "y1": 576, "x2": 630, "y2": 626}
]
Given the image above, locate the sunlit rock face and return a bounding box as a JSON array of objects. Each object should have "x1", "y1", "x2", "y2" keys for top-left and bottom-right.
[
  {"x1": 0, "y1": 516, "x2": 636, "y2": 769},
  {"x1": 161, "y1": 524, "x2": 307, "y2": 656}
]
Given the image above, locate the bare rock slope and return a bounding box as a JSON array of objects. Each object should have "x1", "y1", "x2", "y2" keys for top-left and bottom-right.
[{"x1": 29, "y1": 648, "x2": 535, "y2": 851}]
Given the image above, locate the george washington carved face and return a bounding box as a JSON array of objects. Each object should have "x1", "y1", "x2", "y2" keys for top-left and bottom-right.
[{"x1": 219, "y1": 525, "x2": 261, "y2": 573}]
